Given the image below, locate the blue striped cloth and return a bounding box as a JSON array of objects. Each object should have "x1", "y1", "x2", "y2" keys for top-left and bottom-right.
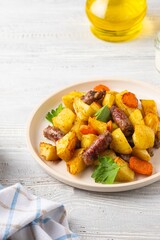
[{"x1": 0, "y1": 183, "x2": 79, "y2": 240}]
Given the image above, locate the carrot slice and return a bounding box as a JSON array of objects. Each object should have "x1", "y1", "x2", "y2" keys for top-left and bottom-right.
[
  {"x1": 122, "y1": 92, "x2": 138, "y2": 108},
  {"x1": 94, "y1": 84, "x2": 110, "y2": 92},
  {"x1": 129, "y1": 156, "x2": 153, "y2": 176},
  {"x1": 79, "y1": 125, "x2": 98, "y2": 135}
]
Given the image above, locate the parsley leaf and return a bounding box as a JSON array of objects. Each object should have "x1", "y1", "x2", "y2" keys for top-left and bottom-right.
[
  {"x1": 95, "y1": 105, "x2": 110, "y2": 122},
  {"x1": 45, "y1": 103, "x2": 64, "y2": 123},
  {"x1": 91, "y1": 156, "x2": 120, "y2": 184}
]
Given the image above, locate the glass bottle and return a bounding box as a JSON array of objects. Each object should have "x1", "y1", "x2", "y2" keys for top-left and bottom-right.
[{"x1": 86, "y1": 0, "x2": 147, "y2": 42}]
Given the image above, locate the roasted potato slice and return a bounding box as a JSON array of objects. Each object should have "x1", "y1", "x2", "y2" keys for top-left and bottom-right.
[
  {"x1": 40, "y1": 142, "x2": 59, "y2": 161},
  {"x1": 81, "y1": 134, "x2": 98, "y2": 149},
  {"x1": 132, "y1": 147, "x2": 151, "y2": 161},
  {"x1": 140, "y1": 99, "x2": 158, "y2": 116},
  {"x1": 114, "y1": 157, "x2": 135, "y2": 182},
  {"x1": 52, "y1": 108, "x2": 76, "y2": 134},
  {"x1": 73, "y1": 97, "x2": 95, "y2": 121},
  {"x1": 110, "y1": 128, "x2": 132, "y2": 154},
  {"x1": 66, "y1": 148, "x2": 87, "y2": 175},
  {"x1": 90, "y1": 101, "x2": 101, "y2": 112},
  {"x1": 129, "y1": 109, "x2": 145, "y2": 127},
  {"x1": 102, "y1": 92, "x2": 115, "y2": 108},
  {"x1": 144, "y1": 113, "x2": 159, "y2": 133},
  {"x1": 62, "y1": 91, "x2": 84, "y2": 111},
  {"x1": 56, "y1": 131, "x2": 77, "y2": 161},
  {"x1": 88, "y1": 117, "x2": 107, "y2": 135},
  {"x1": 133, "y1": 124, "x2": 155, "y2": 149}
]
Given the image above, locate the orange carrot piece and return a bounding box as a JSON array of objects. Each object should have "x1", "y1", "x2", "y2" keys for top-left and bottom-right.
[
  {"x1": 129, "y1": 156, "x2": 153, "y2": 176},
  {"x1": 79, "y1": 125, "x2": 98, "y2": 135},
  {"x1": 106, "y1": 120, "x2": 112, "y2": 132},
  {"x1": 94, "y1": 84, "x2": 110, "y2": 92},
  {"x1": 122, "y1": 92, "x2": 138, "y2": 108}
]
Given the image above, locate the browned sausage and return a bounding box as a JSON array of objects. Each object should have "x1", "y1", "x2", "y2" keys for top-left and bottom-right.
[
  {"x1": 153, "y1": 130, "x2": 160, "y2": 149},
  {"x1": 81, "y1": 90, "x2": 106, "y2": 105},
  {"x1": 82, "y1": 130, "x2": 112, "y2": 166},
  {"x1": 110, "y1": 105, "x2": 134, "y2": 137},
  {"x1": 154, "y1": 135, "x2": 160, "y2": 149},
  {"x1": 43, "y1": 126, "x2": 65, "y2": 142}
]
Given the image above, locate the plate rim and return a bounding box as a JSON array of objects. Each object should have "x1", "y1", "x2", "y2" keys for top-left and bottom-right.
[{"x1": 26, "y1": 78, "x2": 160, "y2": 192}]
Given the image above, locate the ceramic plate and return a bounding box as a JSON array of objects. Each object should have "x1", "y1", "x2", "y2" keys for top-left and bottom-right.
[{"x1": 26, "y1": 79, "x2": 160, "y2": 192}]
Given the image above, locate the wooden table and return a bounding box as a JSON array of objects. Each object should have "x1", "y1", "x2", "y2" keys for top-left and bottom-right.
[{"x1": 0, "y1": 0, "x2": 160, "y2": 239}]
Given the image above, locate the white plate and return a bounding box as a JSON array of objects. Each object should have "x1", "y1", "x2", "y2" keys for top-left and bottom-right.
[{"x1": 27, "y1": 79, "x2": 160, "y2": 192}]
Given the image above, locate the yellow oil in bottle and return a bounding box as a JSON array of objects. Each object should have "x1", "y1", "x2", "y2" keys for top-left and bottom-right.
[{"x1": 86, "y1": 0, "x2": 147, "y2": 42}]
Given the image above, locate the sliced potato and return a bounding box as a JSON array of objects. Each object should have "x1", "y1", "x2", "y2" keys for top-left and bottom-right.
[
  {"x1": 140, "y1": 99, "x2": 158, "y2": 116},
  {"x1": 62, "y1": 91, "x2": 84, "y2": 111},
  {"x1": 81, "y1": 134, "x2": 98, "y2": 149},
  {"x1": 102, "y1": 92, "x2": 115, "y2": 108},
  {"x1": 66, "y1": 148, "x2": 86, "y2": 175},
  {"x1": 129, "y1": 109, "x2": 145, "y2": 127},
  {"x1": 132, "y1": 147, "x2": 151, "y2": 161},
  {"x1": 40, "y1": 142, "x2": 59, "y2": 161},
  {"x1": 88, "y1": 117, "x2": 107, "y2": 135},
  {"x1": 110, "y1": 128, "x2": 132, "y2": 154},
  {"x1": 73, "y1": 97, "x2": 95, "y2": 121},
  {"x1": 56, "y1": 131, "x2": 77, "y2": 161},
  {"x1": 114, "y1": 157, "x2": 135, "y2": 182},
  {"x1": 144, "y1": 113, "x2": 159, "y2": 133},
  {"x1": 133, "y1": 124, "x2": 155, "y2": 149},
  {"x1": 52, "y1": 108, "x2": 76, "y2": 134},
  {"x1": 90, "y1": 101, "x2": 101, "y2": 113}
]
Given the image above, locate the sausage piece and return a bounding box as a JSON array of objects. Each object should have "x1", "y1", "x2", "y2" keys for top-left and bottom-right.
[
  {"x1": 81, "y1": 90, "x2": 106, "y2": 105},
  {"x1": 154, "y1": 131, "x2": 160, "y2": 149},
  {"x1": 82, "y1": 130, "x2": 112, "y2": 166},
  {"x1": 147, "y1": 147, "x2": 154, "y2": 157},
  {"x1": 43, "y1": 126, "x2": 65, "y2": 142},
  {"x1": 154, "y1": 135, "x2": 160, "y2": 149},
  {"x1": 110, "y1": 105, "x2": 134, "y2": 137}
]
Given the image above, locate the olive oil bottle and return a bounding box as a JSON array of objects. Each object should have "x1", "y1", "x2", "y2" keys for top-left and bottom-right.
[{"x1": 86, "y1": 0, "x2": 147, "y2": 42}]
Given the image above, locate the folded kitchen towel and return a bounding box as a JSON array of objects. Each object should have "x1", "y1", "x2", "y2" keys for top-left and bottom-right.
[{"x1": 0, "y1": 183, "x2": 79, "y2": 240}]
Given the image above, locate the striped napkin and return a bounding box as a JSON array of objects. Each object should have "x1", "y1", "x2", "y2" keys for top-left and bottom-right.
[{"x1": 0, "y1": 183, "x2": 79, "y2": 240}]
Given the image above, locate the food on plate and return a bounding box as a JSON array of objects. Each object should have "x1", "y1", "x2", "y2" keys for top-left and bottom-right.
[
  {"x1": 39, "y1": 83, "x2": 160, "y2": 184},
  {"x1": 66, "y1": 148, "x2": 87, "y2": 175},
  {"x1": 114, "y1": 157, "x2": 135, "y2": 182},
  {"x1": 82, "y1": 130, "x2": 112, "y2": 166},
  {"x1": 115, "y1": 90, "x2": 137, "y2": 117},
  {"x1": 132, "y1": 124, "x2": 155, "y2": 149},
  {"x1": 52, "y1": 108, "x2": 76, "y2": 134},
  {"x1": 43, "y1": 126, "x2": 65, "y2": 142},
  {"x1": 110, "y1": 128, "x2": 132, "y2": 154},
  {"x1": 110, "y1": 105, "x2": 134, "y2": 136},
  {"x1": 56, "y1": 131, "x2": 77, "y2": 161},
  {"x1": 40, "y1": 142, "x2": 59, "y2": 161},
  {"x1": 122, "y1": 92, "x2": 138, "y2": 108},
  {"x1": 129, "y1": 156, "x2": 153, "y2": 176}
]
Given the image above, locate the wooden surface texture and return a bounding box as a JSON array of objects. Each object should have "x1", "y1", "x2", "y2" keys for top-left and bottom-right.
[{"x1": 0, "y1": 0, "x2": 160, "y2": 239}]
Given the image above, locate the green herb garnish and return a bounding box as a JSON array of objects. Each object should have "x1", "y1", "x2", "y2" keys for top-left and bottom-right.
[
  {"x1": 45, "y1": 104, "x2": 64, "y2": 123},
  {"x1": 91, "y1": 156, "x2": 120, "y2": 184},
  {"x1": 95, "y1": 105, "x2": 110, "y2": 122}
]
